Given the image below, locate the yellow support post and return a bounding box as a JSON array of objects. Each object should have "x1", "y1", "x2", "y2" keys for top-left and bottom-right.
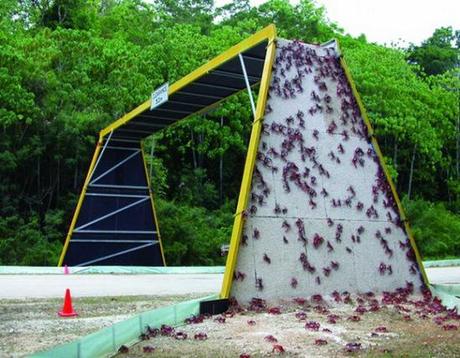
[
  {"x1": 220, "y1": 34, "x2": 277, "y2": 299},
  {"x1": 140, "y1": 141, "x2": 167, "y2": 266},
  {"x1": 58, "y1": 136, "x2": 103, "y2": 266},
  {"x1": 338, "y1": 51, "x2": 429, "y2": 287}
]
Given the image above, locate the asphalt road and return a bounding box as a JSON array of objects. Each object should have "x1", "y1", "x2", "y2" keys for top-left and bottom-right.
[
  {"x1": 0, "y1": 273, "x2": 223, "y2": 299},
  {"x1": 0, "y1": 266, "x2": 458, "y2": 299},
  {"x1": 424, "y1": 266, "x2": 460, "y2": 284}
]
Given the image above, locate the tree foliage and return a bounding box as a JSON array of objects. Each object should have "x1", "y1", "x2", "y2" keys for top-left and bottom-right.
[
  {"x1": 403, "y1": 197, "x2": 460, "y2": 259},
  {"x1": 0, "y1": 0, "x2": 458, "y2": 265},
  {"x1": 408, "y1": 27, "x2": 459, "y2": 76},
  {"x1": 341, "y1": 37, "x2": 458, "y2": 198}
]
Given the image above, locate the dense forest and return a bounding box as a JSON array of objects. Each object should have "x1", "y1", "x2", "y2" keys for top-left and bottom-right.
[{"x1": 0, "y1": 0, "x2": 459, "y2": 266}]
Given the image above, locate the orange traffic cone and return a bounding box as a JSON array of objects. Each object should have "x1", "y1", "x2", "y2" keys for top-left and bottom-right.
[
  {"x1": 58, "y1": 288, "x2": 78, "y2": 317},
  {"x1": 64, "y1": 265, "x2": 69, "y2": 275}
]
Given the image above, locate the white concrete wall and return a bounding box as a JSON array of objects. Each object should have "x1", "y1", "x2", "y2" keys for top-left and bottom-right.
[{"x1": 231, "y1": 39, "x2": 423, "y2": 304}]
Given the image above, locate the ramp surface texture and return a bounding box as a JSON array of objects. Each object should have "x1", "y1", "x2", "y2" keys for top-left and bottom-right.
[{"x1": 230, "y1": 39, "x2": 424, "y2": 304}]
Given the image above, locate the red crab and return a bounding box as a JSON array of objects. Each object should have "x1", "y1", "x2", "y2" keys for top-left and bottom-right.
[
  {"x1": 263, "y1": 253, "x2": 271, "y2": 264},
  {"x1": 305, "y1": 321, "x2": 320, "y2": 331},
  {"x1": 344, "y1": 342, "x2": 362, "y2": 353},
  {"x1": 223, "y1": 311, "x2": 235, "y2": 318},
  {"x1": 194, "y1": 332, "x2": 208, "y2": 341},
  {"x1": 234, "y1": 271, "x2": 246, "y2": 281},
  {"x1": 268, "y1": 307, "x2": 282, "y2": 315},
  {"x1": 146, "y1": 326, "x2": 159, "y2": 337},
  {"x1": 174, "y1": 331, "x2": 188, "y2": 340},
  {"x1": 160, "y1": 324, "x2": 175, "y2": 336},
  {"x1": 332, "y1": 290, "x2": 342, "y2": 303},
  {"x1": 214, "y1": 316, "x2": 226, "y2": 323},
  {"x1": 184, "y1": 315, "x2": 204, "y2": 324},
  {"x1": 295, "y1": 311, "x2": 307, "y2": 320},
  {"x1": 312, "y1": 294, "x2": 323, "y2": 303},
  {"x1": 272, "y1": 344, "x2": 285, "y2": 354},
  {"x1": 355, "y1": 305, "x2": 367, "y2": 314},
  {"x1": 315, "y1": 339, "x2": 328, "y2": 346},
  {"x1": 293, "y1": 297, "x2": 306, "y2": 305},
  {"x1": 314, "y1": 305, "x2": 329, "y2": 315},
  {"x1": 442, "y1": 324, "x2": 458, "y2": 331},
  {"x1": 264, "y1": 335, "x2": 278, "y2": 343},
  {"x1": 327, "y1": 314, "x2": 340, "y2": 324},
  {"x1": 347, "y1": 315, "x2": 361, "y2": 322},
  {"x1": 139, "y1": 333, "x2": 149, "y2": 341},
  {"x1": 143, "y1": 346, "x2": 155, "y2": 353},
  {"x1": 118, "y1": 345, "x2": 129, "y2": 353}
]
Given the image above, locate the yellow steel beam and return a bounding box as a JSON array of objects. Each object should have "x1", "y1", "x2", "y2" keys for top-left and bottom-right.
[
  {"x1": 100, "y1": 24, "x2": 276, "y2": 138},
  {"x1": 338, "y1": 47, "x2": 429, "y2": 286},
  {"x1": 58, "y1": 136, "x2": 103, "y2": 266},
  {"x1": 220, "y1": 35, "x2": 277, "y2": 299},
  {"x1": 140, "y1": 142, "x2": 167, "y2": 266}
]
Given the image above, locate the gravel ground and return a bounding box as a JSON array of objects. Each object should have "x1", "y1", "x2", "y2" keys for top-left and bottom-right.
[
  {"x1": 0, "y1": 293, "x2": 210, "y2": 357},
  {"x1": 0, "y1": 266, "x2": 458, "y2": 357},
  {"x1": 115, "y1": 292, "x2": 460, "y2": 358}
]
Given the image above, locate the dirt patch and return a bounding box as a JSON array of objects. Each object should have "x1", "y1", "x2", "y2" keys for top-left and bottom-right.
[
  {"x1": 116, "y1": 293, "x2": 460, "y2": 357},
  {"x1": 0, "y1": 293, "x2": 209, "y2": 357}
]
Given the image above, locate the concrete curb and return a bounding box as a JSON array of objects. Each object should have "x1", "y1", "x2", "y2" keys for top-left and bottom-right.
[
  {"x1": 2, "y1": 259, "x2": 459, "y2": 275},
  {"x1": 423, "y1": 259, "x2": 460, "y2": 268},
  {"x1": 431, "y1": 283, "x2": 460, "y2": 311}
]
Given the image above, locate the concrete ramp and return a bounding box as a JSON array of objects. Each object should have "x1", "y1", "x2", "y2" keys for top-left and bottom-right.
[{"x1": 229, "y1": 39, "x2": 426, "y2": 304}]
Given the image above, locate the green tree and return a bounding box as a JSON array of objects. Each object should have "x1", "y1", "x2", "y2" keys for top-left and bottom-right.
[
  {"x1": 153, "y1": 0, "x2": 215, "y2": 33},
  {"x1": 403, "y1": 197, "x2": 460, "y2": 259},
  {"x1": 341, "y1": 36, "x2": 457, "y2": 199},
  {"x1": 408, "y1": 27, "x2": 459, "y2": 76}
]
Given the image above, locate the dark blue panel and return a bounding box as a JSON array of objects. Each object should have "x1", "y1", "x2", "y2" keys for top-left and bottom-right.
[
  {"x1": 64, "y1": 241, "x2": 163, "y2": 266},
  {"x1": 75, "y1": 197, "x2": 155, "y2": 231},
  {"x1": 63, "y1": 142, "x2": 164, "y2": 266},
  {"x1": 91, "y1": 148, "x2": 146, "y2": 187}
]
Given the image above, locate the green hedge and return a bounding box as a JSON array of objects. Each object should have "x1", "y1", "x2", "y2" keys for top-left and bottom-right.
[
  {"x1": 156, "y1": 199, "x2": 233, "y2": 266},
  {"x1": 403, "y1": 197, "x2": 460, "y2": 260}
]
